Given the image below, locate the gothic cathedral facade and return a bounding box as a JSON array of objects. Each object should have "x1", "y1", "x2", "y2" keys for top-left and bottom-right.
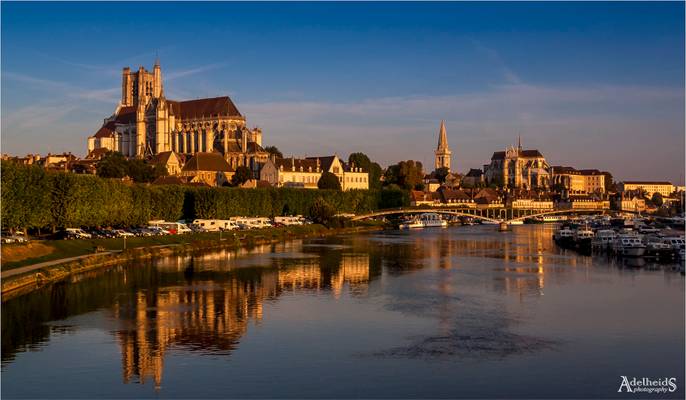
[{"x1": 87, "y1": 60, "x2": 268, "y2": 175}]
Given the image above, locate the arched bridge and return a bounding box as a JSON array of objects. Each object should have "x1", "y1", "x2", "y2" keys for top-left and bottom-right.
[{"x1": 349, "y1": 207, "x2": 616, "y2": 224}]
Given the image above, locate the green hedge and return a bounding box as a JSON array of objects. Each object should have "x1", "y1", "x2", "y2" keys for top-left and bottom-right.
[{"x1": 1, "y1": 161, "x2": 408, "y2": 230}]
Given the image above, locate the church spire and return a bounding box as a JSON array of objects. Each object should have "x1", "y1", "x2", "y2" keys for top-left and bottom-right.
[
  {"x1": 434, "y1": 120, "x2": 452, "y2": 172},
  {"x1": 437, "y1": 120, "x2": 448, "y2": 150}
]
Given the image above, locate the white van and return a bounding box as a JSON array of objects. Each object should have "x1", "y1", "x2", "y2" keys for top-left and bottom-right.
[
  {"x1": 193, "y1": 219, "x2": 239, "y2": 231},
  {"x1": 232, "y1": 217, "x2": 271, "y2": 229},
  {"x1": 274, "y1": 216, "x2": 304, "y2": 226}
]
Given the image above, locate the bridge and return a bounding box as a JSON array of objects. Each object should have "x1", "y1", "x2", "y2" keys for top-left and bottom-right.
[{"x1": 349, "y1": 207, "x2": 617, "y2": 224}]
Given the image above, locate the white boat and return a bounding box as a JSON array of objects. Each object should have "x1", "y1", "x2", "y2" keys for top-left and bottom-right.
[
  {"x1": 536, "y1": 215, "x2": 568, "y2": 223},
  {"x1": 643, "y1": 237, "x2": 674, "y2": 259},
  {"x1": 399, "y1": 217, "x2": 423, "y2": 229},
  {"x1": 507, "y1": 220, "x2": 524, "y2": 225},
  {"x1": 592, "y1": 229, "x2": 616, "y2": 251},
  {"x1": 573, "y1": 227, "x2": 594, "y2": 250},
  {"x1": 553, "y1": 227, "x2": 575, "y2": 246},
  {"x1": 660, "y1": 236, "x2": 685, "y2": 257},
  {"x1": 418, "y1": 213, "x2": 448, "y2": 228},
  {"x1": 612, "y1": 234, "x2": 646, "y2": 257}
]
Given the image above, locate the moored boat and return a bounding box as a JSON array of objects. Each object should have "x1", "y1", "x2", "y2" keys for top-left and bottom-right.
[
  {"x1": 643, "y1": 237, "x2": 674, "y2": 260},
  {"x1": 418, "y1": 213, "x2": 448, "y2": 228},
  {"x1": 573, "y1": 227, "x2": 594, "y2": 252},
  {"x1": 553, "y1": 227, "x2": 575, "y2": 247},
  {"x1": 612, "y1": 234, "x2": 646, "y2": 257},
  {"x1": 592, "y1": 229, "x2": 616, "y2": 251},
  {"x1": 399, "y1": 217, "x2": 423, "y2": 229}
]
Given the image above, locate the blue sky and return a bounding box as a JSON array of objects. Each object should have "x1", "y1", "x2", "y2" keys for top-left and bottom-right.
[{"x1": 2, "y1": 2, "x2": 684, "y2": 182}]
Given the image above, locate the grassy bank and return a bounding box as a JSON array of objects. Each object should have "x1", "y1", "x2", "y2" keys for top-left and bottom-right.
[{"x1": 1, "y1": 225, "x2": 337, "y2": 271}]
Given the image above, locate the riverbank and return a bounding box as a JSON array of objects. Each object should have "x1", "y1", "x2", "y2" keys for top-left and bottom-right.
[{"x1": 1, "y1": 223, "x2": 384, "y2": 300}]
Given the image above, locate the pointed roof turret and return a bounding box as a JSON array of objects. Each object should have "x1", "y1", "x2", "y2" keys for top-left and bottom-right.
[{"x1": 437, "y1": 120, "x2": 449, "y2": 151}]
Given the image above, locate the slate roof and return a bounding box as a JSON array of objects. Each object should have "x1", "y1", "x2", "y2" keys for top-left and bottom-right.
[
  {"x1": 307, "y1": 156, "x2": 336, "y2": 172},
  {"x1": 465, "y1": 168, "x2": 483, "y2": 177},
  {"x1": 552, "y1": 166, "x2": 603, "y2": 175},
  {"x1": 491, "y1": 149, "x2": 544, "y2": 160},
  {"x1": 275, "y1": 157, "x2": 319, "y2": 172},
  {"x1": 623, "y1": 181, "x2": 673, "y2": 185}
]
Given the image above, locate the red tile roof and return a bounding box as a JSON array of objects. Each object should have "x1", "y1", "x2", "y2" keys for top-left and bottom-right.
[
  {"x1": 93, "y1": 121, "x2": 116, "y2": 138},
  {"x1": 182, "y1": 152, "x2": 233, "y2": 172},
  {"x1": 115, "y1": 106, "x2": 136, "y2": 124},
  {"x1": 169, "y1": 96, "x2": 242, "y2": 119}
]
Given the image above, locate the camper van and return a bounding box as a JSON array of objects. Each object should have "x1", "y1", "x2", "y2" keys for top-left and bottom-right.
[
  {"x1": 274, "y1": 216, "x2": 305, "y2": 226},
  {"x1": 231, "y1": 217, "x2": 272, "y2": 229},
  {"x1": 192, "y1": 219, "x2": 239, "y2": 231},
  {"x1": 148, "y1": 220, "x2": 192, "y2": 234}
]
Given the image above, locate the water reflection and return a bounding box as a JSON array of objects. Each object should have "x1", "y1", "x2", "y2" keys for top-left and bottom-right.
[{"x1": 1, "y1": 226, "x2": 683, "y2": 398}]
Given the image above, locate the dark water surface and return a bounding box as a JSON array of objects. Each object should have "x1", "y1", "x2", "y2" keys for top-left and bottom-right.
[{"x1": 2, "y1": 225, "x2": 684, "y2": 398}]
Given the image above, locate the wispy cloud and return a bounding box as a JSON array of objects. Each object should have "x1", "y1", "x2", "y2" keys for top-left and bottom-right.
[
  {"x1": 3, "y1": 71, "x2": 119, "y2": 103},
  {"x1": 241, "y1": 82, "x2": 684, "y2": 181},
  {"x1": 471, "y1": 39, "x2": 522, "y2": 85},
  {"x1": 166, "y1": 62, "x2": 229, "y2": 81}
]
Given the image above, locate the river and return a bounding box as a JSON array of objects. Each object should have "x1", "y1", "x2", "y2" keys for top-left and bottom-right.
[{"x1": 1, "y1": 225, "x2": 684, "y2": 398}]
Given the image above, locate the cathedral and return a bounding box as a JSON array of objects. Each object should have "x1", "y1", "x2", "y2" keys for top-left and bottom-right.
[
  {"x1": 483, "y1": 137, "x2": 551, "y2": 190},
  {"x1": 87, "y1": 60, "x2": 268, "y2": 174}
]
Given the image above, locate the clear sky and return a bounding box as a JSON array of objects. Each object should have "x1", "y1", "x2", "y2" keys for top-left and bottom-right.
[{"x1": 2, "y1": 2, "x2": 684, "y2": 182}]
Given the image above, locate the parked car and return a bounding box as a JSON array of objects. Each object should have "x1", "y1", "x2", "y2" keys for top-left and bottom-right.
[
  {"x1": 10, "y1": 235, "x2": 29, "y2": 243},
  {"x1": 65, "y1": 228, "x2": 92, "y2": 239},
  {"x1": 113, "y1": 229, "x2": 135, "y2": 238},
  {"x1": 1, "y1": 233, "x2": 16, "y2": 244}
]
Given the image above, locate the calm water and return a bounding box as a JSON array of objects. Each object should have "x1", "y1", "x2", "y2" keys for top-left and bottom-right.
[{"x1": 2, "y1": 225, "x2": 684, "y2": 399}]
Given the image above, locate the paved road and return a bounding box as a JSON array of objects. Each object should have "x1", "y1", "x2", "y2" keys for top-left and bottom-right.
[{"x1": 1, "y1": 251, "x2": 121, "y2": 279}]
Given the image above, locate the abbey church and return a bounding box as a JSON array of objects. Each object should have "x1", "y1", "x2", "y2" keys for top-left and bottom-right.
[{"x1": 87, "y1": 60, "x2": 268, "y2": 174}]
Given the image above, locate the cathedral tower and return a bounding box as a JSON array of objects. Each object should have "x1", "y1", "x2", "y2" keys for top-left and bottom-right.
[{"x1": 434, "y1": 120, "x2": 452, "y2": 172}]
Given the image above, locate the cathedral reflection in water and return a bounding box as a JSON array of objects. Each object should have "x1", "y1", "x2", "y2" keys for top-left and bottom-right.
[{"x1": 112, "y1": 248, "x2": 372, "y2": 390}]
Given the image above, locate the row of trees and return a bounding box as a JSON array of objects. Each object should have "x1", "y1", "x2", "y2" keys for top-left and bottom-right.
[{"x1": 1, "y1": 161, "x2": 409, "y2": 232}]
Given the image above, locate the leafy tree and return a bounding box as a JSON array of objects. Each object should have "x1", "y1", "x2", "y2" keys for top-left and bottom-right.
[
  {"x1": 348, "y1": 152, "x2": 382, "y2": 190},
  {"x1": 652, "y1": 192, "x2": 664, "y2": 207},
  {"x1": 231, "y1": 166, "x2": 253, "y2": 186},
  {"x1": 602, "y1": 171, "x2": 616, "y2": 192},
  {"x1": 127, "y1": 159, "x2": 165, "y2": 183},
  {"x1": 433, "y1": 167, "x2": 450, "y2": 183},
  {"x1": 384, "y1": 160, "x2": 424, "y2": 191},
  {"x1": 318, "y1": 171, "x2": 342, "y2": 190},
  {"x1": 264, "y1": 146, "x2": 283, "y2": 159},
  {"x1": 96, "y1": 151, "x2": 128, "y2": 179},
  {"x1": 97, "y1": 152, "x2": 165, "y2": 183},
  {"x1": 308, "y1": 196, "x2": 336, "y2": 225}
]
